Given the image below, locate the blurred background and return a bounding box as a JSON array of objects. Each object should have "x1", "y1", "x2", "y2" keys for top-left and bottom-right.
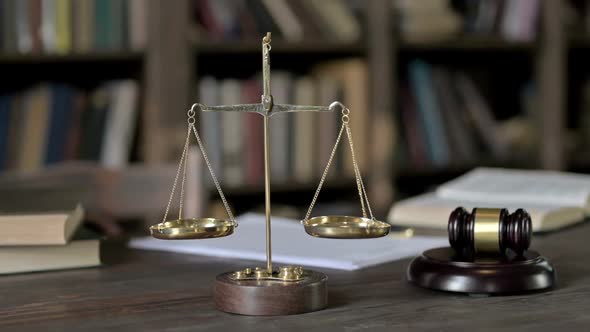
[{"x1": 0, "y1": 0, "x2": 584, "y2": 234}]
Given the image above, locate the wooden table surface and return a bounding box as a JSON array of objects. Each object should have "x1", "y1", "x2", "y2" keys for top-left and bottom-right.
[{"x1": 1, "y1": 222, "x2": 590, "y2": 332}]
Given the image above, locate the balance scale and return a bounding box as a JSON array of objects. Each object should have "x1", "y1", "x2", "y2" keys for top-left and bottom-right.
[{"x1": 149, "y1": 33, "x2": 390, "y2": 316}]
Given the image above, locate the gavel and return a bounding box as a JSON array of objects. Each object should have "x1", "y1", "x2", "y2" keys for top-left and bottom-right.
[{"x1": 448, "y1": 207, "x2": 532, "y2": 257}]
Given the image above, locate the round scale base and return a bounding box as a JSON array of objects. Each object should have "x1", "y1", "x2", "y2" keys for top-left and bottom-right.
[
  {"x1": 407, "y1": 248, "x2": 555, "y2": 295},
  {"x1": 214, "y1": 270, "x2": 328, "y2": 315}
]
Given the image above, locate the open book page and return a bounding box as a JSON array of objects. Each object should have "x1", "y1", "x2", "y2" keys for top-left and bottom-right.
[
  {"x1": 388, "y1": 192, "x2": 585, "y2": 232},
  {"x1": 130, "y1": 213, "x2": 447, "y2": 271},
  {"x1": 436, "y1": 167, "x2": 590, "y2": 210}
]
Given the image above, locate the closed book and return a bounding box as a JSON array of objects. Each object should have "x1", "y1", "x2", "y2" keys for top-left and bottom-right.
[
  {"x1": 408, "y1": 60, "x2": 450, "y2": 166},
  {"x1": 109, "y1": 0, "x2": 127, "y2": 50},
  {"x1": 260, "y1": 0, "x2": 303, "y2": 41},
  {"x1": 302, "y1": 0, "x2": 360, "y2": 42},
  {"x1": 64, "y1": 92, "x2": 87, "y2": 160},
  {"x1": 0, "y1": 95, "x2": 10, "y2": 170},
  {"x1": 55, "y1": 0, "x2": 71, "y2": 53},
  {"x1": 128, "y1": 0, "x2": 147, "y2": 50},
  {"x1": 0, "y1": 203, "x2": 83, "y2": 246},
  {"x1": 100, "y1": 80, "x2": 139, "y2": 168},
  {"x1": 41, "y1": 0, "x2": 57, "y2": 52},
  {"x1": 285, "y1": 0, "x2": 325, "y2": 40},
  {"x1": 72, "y1": 0, "x2": 94, "y2": 52},
  {"x1": 94, "y1": 0, "x2": 111, "y2": 49},
  {"x1": 431, "y1": 68, "x2": 478, "y2": 164},
  {"x1": 269, "y1": 72, "x2": 293, "y2": 183},
  {"x1": 293, "y1": 76, "x2": 317, "y2": 182},
  {"x1": 242, "y1": 78, "x2": 263, "y2": 186},
  {"x1": 29, "y1": 0, "x2": 43, "y2": 52},
  {"x1": 245, "y1": 0, "x2": 282, "y2": 39},
  {"x1": 400, "y1": 86, "x2": 428, "y2": 167},
  {"x1": 45, "y1": 84, "x2": 75, "y2": 164},
  {"x1": 18, "y1": 85, "x2": 51, "y2": 171},
  {"x1": 79, "y1": 87, "x2": 109, "y2": 161},
  {"x1": 3, "y1": 0, "x2": 17, "y2": 52},
  {"x1": 0, "y1": 227, "x2": 100, "y2": 275},
  {"x1": 15, "y1": 0, "x2": 32, "y2": 53},
  {"x1": 198, "y1": 76, "x2": 222, "y2": 187},
  {"x1": 220, "y1": 79, "x2": 243, "y2": 187},
  {"x1": 454, "y1": 72, "x2": 508, "y2": 159},
  {"x1": 315, "y1": 75, "x2": 340, "y2": 180},
  {"x1": 5, "y1": 95, "x2": 25, "y2": 170}
]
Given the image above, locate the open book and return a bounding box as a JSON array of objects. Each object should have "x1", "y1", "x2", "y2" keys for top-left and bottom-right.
[{"x1": 388, "y1": 168, "x2": 590, "y2": 232}]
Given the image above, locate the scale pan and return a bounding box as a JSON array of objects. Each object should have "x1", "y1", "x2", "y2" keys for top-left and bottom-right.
[
  {"x1": 303, "y1": 215, "x2": 391, "y2": 239},
  {"x1": 150, "y1": 218, "x2": 235, "y2": 240}
]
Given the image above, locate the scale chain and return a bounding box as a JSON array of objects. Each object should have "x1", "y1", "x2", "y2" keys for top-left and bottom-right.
[
  {"x1": 304, "y1": 124, "x2": 345, "y2": 221},
  {"x1": 162, "y1": 126, "x2": 192, "y2": 223},
  {"x1": 190, "y1": 120, "x2": 236, "y2": 224},
  {"x1": 345, "y1": 123, "x2": 374, "y2": 220}
]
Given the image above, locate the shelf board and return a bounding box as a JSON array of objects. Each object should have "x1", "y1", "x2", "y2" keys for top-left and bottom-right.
[
  {"x1": 400, "y1": 35, "x2": 535, "y2": 51},
  {"x1": 195, "y1": 40, "x2": 364, "y2": 54},
  {"x1": 0, "y1": 51, "x2": 144, "y2": 64}
]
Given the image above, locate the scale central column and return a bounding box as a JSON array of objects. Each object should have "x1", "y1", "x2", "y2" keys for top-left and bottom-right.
[{"x1": 263, "y1": 115, "x2": 272, "y2": 273}]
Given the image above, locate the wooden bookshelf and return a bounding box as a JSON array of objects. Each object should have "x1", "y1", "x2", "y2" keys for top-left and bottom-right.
[{"x1": 3, "y1": 0, "x2": 582, "y2": 220}]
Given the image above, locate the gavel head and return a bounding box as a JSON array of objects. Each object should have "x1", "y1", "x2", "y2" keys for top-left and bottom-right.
[{"x1": 448, "y1": 207, "x2": 532, "y2": 258}]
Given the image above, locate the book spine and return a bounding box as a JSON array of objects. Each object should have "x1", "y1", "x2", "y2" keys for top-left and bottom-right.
[
  {"x1": 46, "y1": 84, "x2": 74, "y2": 164},
  {"x1": 0, "y1": 95, "x2": 11, "y2": 170},
  {"x1": 408, "y1": 60, "x2": 450, "y2": 166},
  {"x1": 55, "y1": 0, "x2": 71, "y2": 54},
  {"x1": 94, "y1": 0, "x2": 111, "y2": 49}
]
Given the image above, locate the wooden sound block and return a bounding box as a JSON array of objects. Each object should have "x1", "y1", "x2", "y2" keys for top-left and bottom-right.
[
  {"x1": 214, "y1": 270, "x2": 328, "y2": 315},
  {"x1": 407, "y1": 248, "x2": 555, "y2": 295}
]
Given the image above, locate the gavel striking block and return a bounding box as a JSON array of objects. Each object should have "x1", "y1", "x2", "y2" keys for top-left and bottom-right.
[
  {"x1": 407, "y1": 206, "x2": 555, "y2": 295},
  {"x1": 448, "y1": 207, "x2": 532, "y2": 257}
]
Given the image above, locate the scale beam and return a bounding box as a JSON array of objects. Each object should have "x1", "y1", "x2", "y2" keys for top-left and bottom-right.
[{"x1": 195, "y1": 103, "x2": 338, "y2": 117}]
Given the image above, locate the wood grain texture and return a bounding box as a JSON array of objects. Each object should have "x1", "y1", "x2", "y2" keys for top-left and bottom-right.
[
  {"x1": 214, "y1": 271, "x2": 327, "y2": 315},
  {"x1": 1, "y1": 222, "x2": 590, "y2": 331}
]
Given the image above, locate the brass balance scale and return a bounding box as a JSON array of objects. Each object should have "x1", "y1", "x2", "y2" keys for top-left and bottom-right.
[{"x1": 149, "y1": 33, "x2": 390, "y2": 316}]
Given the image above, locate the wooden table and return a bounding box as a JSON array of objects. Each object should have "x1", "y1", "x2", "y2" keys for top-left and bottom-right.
[{"x1": 2, "y1": 222, "x2": 590, "y2": 331}]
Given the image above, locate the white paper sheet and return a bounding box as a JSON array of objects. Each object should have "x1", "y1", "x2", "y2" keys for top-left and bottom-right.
[{"x1": 130, "y1": 213, "x2": 447, "y2": 271}]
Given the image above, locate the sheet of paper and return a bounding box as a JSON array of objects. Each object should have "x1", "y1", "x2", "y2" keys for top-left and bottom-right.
[{"x1": 130, "y1": 213, "x2": 447, "y2": 271}]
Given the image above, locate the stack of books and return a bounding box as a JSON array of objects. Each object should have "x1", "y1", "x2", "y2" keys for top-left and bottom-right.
[
  {"x1": 0, "y1": 80, "x2": 139, "y2": 172},
  {"x1": 0, "y1": 204, "x2": 101, "y2": 275},
  {"x1": 198, "y1": 58, "x2": 369, "y2": 188}
]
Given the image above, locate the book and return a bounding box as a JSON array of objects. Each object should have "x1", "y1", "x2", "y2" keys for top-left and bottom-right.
[
  {"x1": 45, "y1": 84, "x2": 74, "y2": 164},
  {"x1": 55, "y1": 0, "x2": 72, "y2": 54},
  {"x1": 0, "y1": 95, "x2": 10, "y2": 170},
  {"x1": 388, "y1": 167, "x2": 590, "y2": 232},
  {"x1": 220, "y1": 79, "x2": 244, "y2": 186},
  {"x1": 0, "y1": 228, "x2": 100, "y2": 275},
  {"x1": 260, "y1": 0, "x2": 303, "y2": 41},
  {"x1": 269, "y1": 71, "x2": 293, "y2": 183},
  {"x1": 293, "y1": 76, "x2": 317, "y2": 182},
  {"x1": 130, "y1": 212, "x2": 447, "y2": 271},
  {"x1": 199, "y1": 76, "x2": 223, "y2": 187},
  {"x1": 72, "y1": 0, "x2": 94, "y2": 52},
  {"x1": 18, "y1": 85, "x2": 51, "y2": 171},
  {"x1": 242, "y1": 78, "x2": 264, "y2": 186},
  {"x1": 455, "y1": 73, "x2": 508, "y2": 159},
  {"x1": 0, "y1": 204, "x2": 83, "y2": 245},
  {"x1": 408, "y1": 60, "x2": 450, "y2": 166},
  {"x1": 100, "y1": 80, "x2": 139, "y2": 168}
]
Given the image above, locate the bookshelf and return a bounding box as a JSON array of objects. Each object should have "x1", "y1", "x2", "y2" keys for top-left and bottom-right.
[{"x1": 1, "y1": 0, "x2": 586, "y2": 220}]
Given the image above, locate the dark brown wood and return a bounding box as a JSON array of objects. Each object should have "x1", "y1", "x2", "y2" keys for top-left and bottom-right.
[
  {"x1": 214, "y1": 271, "x2": 327, "y2": 315},
  {"x1": 448, "y1": 207, "x2": 532, "y2": 257},
  {"x1": 1, "y1": 222, "x2": 589, "y2": 331},
  {"x1": 407, "y1": 248, "x2": 555, "y2": 294}
]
